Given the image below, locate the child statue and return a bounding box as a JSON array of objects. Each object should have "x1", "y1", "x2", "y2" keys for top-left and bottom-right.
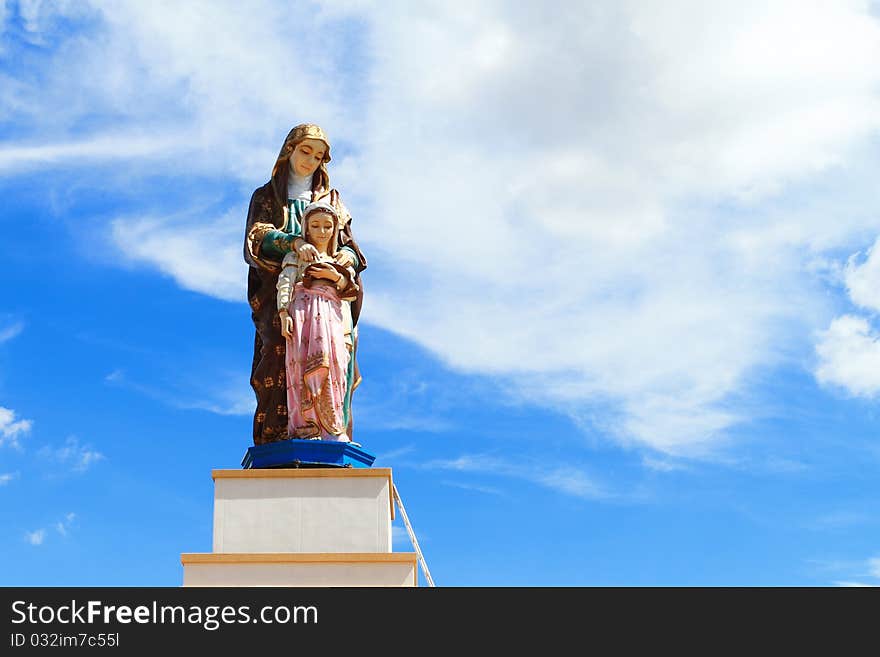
[{"x1": 277, "y1": 202, "x2": 359, "y2": 443}]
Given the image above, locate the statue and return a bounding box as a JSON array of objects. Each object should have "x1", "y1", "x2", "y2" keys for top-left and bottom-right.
[
  {"x1": 277, "y1": 202, "x2": 359, "y2": 442},
  {"x1": 244, "y1": 124, "x2": 366, "y2": 446}
]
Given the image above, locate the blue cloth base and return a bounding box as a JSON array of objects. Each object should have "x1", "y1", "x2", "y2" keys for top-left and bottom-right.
[{"x1": 242, "y1": 439, "x2": 376, "y2": 469}]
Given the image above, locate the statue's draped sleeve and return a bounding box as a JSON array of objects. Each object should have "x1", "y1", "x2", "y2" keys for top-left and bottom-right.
[{"x1": 245, "y1": 185, "x2": 286, "y2": 272}]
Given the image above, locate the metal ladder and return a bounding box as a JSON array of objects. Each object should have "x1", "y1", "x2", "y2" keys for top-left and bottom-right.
[{"x1": 392, "y1": 484, "x2": 436, "y2": 587}]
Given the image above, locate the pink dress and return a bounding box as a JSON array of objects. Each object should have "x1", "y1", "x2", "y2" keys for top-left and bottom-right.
[{"x1": 284, "y1": 281, "x2": 351, "y2": 441}]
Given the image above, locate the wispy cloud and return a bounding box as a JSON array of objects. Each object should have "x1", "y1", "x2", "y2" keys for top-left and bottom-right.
[
  {"x1": 375, "y1": 445, "x2": 417, "y2": 462},
  {"x1": 641, "y1": 456, "x2": 689, "y2": 473},
  {"x1": 180, "y1": 397, "x2": 255, "y2": 416},
  {"x1": 806, "y1": 511, "x2": 873, "y2": 532},
  {"x1": 106, "y1": 368, "x2": 254, "y2": 416},
  {"x1": 0, "y1": 320, "x2": 23, "y2": 343},
  {"x1": 357, "y1": 412, "x2": 452, "y2": 434},
  {"x1": 755, "y1": 457, "x2": 811, "y2": 475},
  {"x1": 22, "y1": 512, "x2": 77, "y2": 547},
  {"x1": 55, "y1": 512, "x2": 76, "y2": 537},
  {"x1": 0, "y1": 133, "x2": 190, "y2": 174},
  {"x1": 0, "y1": 406, "x2": 32, "y2": 449},
  {"x1": 833, "y1": 580, "x2": 877, "y2": 587},
  {"x1": 425, "y1": 454, "x2": 607, "y2": 500},
  {"x1": 0, "y1": 0, "x2": 356, "y2": 181},
  {"x1": 354, "y1": 372, "x2": 458, "y2": 435},
  {"x1": 0, "y1": 471, "x2": 19, "y2": 485},
  {"x1": 104, "y1": 369, "x2": 124, "y2": 384},
  {"x1": 441, "y1": 480, "x2": 505, "y2": 496},
  {"x1": 38, "y1": 436, "x2": 104, "y2": 474},
  {"x1": 109, "y1": 210, "x2": 247, "y2": 303},
  {"x1": 810, "y1": 554, "x2": 880, "y2": 586}
]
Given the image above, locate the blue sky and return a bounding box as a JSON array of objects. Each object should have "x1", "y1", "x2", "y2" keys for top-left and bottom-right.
[{"x1": 2, "y1": 0, "x2": 880, "y2": 586}]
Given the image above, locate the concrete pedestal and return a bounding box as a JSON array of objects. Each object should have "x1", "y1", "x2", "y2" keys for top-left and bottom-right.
[
  {"x1": 181, "y1": 467, "x2": 417, "y2": 587},
  {"x1": 182, "y1": 553, "x2": 417, "y2": 587}
]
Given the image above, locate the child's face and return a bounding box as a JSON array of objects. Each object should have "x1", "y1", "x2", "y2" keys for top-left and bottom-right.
[
  {"x1": 306, "y1": 212, "x2": 335, "y2": 246},
  {"x1": 290, "y1": 138, "x2": 326, "y2": 178}
]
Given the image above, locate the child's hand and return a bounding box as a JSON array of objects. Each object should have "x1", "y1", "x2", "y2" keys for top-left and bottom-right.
[
  {"x1": 279, "y1": 311, "x2": 294, "y2": 339},
  {"x1": 306, "y1": 263, "x2": 339, "y2": 280},
  {"x1": 297, "y1": 242, "x2": 320, "y2": 263}
]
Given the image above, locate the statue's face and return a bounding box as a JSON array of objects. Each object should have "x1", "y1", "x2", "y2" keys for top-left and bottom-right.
[
  {"x1": 290, "y1": 138, "x2": 327, "y2": 178},
  {"x1": 306, "y1": 212, "x2": 335, "y2": 247}
]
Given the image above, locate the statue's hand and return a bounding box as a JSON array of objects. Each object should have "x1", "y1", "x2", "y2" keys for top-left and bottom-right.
[
  {"x1": 280, "y1": 312, "x2": 294, "y2": 339},
  {"x1": 297, "y1": 242, "x2": 320, "y2": 263},
  {"x1": 306, "y1": 263, "x2": 339, "y2": 281},
  {"x1": 335, "y1": 250, "x2": 355, "y2": 268}
]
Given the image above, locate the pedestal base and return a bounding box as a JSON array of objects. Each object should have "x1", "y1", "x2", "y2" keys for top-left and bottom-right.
[
  {"x1": 242, "y1": 439, "x2": 376, "y2": 469},
  {"x1": 181, "y1": 466, "x2": 417, "y2": 586},
  {"x1": 212, "y1": 468, "x2": 394, "y2": 553},
  {"x1": 181, "y1": 553, "x2": 417, "y2": 587}
]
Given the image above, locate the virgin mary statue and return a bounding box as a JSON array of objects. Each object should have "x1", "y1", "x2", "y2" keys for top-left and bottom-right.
[{"x1": 243, "y1": 124, "x2": 366, "y2": 445}]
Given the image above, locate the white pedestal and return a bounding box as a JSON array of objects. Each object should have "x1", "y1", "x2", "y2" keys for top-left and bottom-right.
[
  {"x1": 181, "y1": 553, "x2": 417, "y2": 587},
  {"x1": 181, "y1": 467, "x2": 417, "y2": 587},
  {"x1": 212, "y1": 468, "x2": 394, "y2": 553}
]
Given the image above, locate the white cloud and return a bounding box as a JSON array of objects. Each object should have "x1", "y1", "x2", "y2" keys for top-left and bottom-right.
[
  {"x1": 110, "y1": 210, "x2": 247, "y2": 302},
  {"x1": 0, "y1": 1, "x2": 358, "y2": 180},
  {"x1": 355, "y1": 373, "x2": 457, "y2": 434},
  {"x1": 0, "y1": 133, "x2": 191, "y2": 174},
  {"x1": 105, "y1": 368, "x2": 254, "y2": 416},
  {"x1": 353, "y1": 0, "x2": 880, "y2": 457},
  {"x1": 39, "y1": 436, "x2": 104, "y2": 473},
  {"x1": 21, "y1": 512, "x2": 75, "y2": 546},
  {"x1": 179, "y1": 388, "x2": 255, "y2": 417},
  {"x1": 441, "y1": 480, "x2": 504, "y2": 496},
  {"x1": 641, "y1": 456, "x2": 689, "y2": 473},
  {"x1": 807, "y1": 511, "x2": 871, "y2": 531},
  {"x1": 25, "y1": 529, "x2": 45, "y2": 546},
  {"x1": 353, "y1": 0, "x2": 880, "y2": 455},
  {"x1": 815, "y1": 315, "x2": 880, "y2": 397},
  {"x1": 758, "y1": 457, "x2": 811, "y2": 475},
  {"x1": 361, "y1": 414, "x2": 452, "y2": 433},
  {"x1": 104, "y1": 369, "x2": 124, "y2": 383},
  {"x1": 6, "y1": 2, "x2": 880, "y2": 456},
  {"x1": 814, "y1": 234, "x2": 880, "y2": 398},
  {"x1": 0, "y1": 320, "x2": 23, "y2": 343},
  {"x1": 55, "y1": 512, "x2": 76, "y2": 537},
  {"x1": 375, "y1": 445, "x2": 416, "y2": 462},
  {"x1": 426, "y1": 454, "x2": 606, "y2": 500},
  {"x1": 825, "y1": 554, "x2": 880, "y2": 586},
  {"x1": 0, "y1": 471, "x2": 18, "y2": 485},
  {"x1": 0, "y1": 406, "x2": 32, "y2": 448},
  {"x1": 0, "y1": 1, "x2": 9, "y2": 51},
  {"x1": 844, "y1": 237, "x2": 880, "y2": 313},
  {"x1": 16, "y1": 0, "x2": 93, "y2": 41},
  {"x1": 534, "y1": 468, "x2": 605, "y2": 499},
  {"x1": 834, "y1": 580, "x2": 876, "y2": 587}
]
